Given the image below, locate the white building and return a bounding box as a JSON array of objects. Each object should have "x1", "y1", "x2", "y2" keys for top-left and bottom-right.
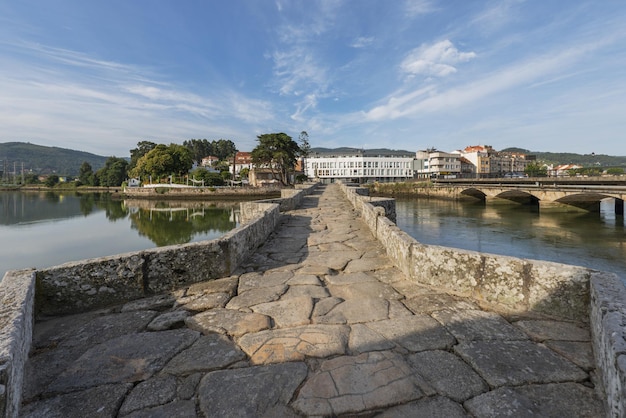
[
  {"x1": 305, "y1": 149, "x2": 415, "y2": 184},
  {"x1": 415, "y1": 150, "x2": 461, "y2": 179}
]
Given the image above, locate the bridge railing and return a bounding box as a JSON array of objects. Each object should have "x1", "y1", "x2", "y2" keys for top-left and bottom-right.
[{"x1": 340, "y1": 182, "x2": 626, "y2": 417}]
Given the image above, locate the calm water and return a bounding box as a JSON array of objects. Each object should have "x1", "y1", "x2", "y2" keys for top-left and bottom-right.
[
  {"x1": 0, "y1": 191, "x2": 240, "y2": 277},
  {"x1": 395, "y1": 197, "x2": 626, "y2": 281}
]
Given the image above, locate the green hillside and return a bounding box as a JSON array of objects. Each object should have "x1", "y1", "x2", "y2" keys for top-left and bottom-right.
[
  {"x1": 500, "y1": 147, "x2": 626, "y2": 166},
  {"x1": 0, "y1": 142, "x2": 109, "y2": 176}
]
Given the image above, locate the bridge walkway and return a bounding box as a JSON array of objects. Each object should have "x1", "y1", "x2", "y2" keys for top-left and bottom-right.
[{"x1": 20, "y1": 184, "x2": 604, "y2": 417}]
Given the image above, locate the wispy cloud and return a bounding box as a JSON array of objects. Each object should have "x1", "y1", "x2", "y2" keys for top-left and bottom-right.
[
  {"x1": 366, "y1": 40, "x2": 600, "y2": 121},
  {"x1": 468, "y1": 0, "x2": 525, "y2": 34},
  {"x1": 0, "y1": 42, "x2": 275, "y2": 154},
  {"x1": 404, "y1": 0, "x2": 438, "y2": 17},
  {"x1": 350, "y1": 36, "x2": 374, "y2": 48},
  {"x1": 400, "y1": 40, "x2": 476, "y2": 78}
]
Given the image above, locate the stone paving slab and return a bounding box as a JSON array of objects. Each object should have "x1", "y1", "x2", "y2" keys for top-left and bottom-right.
[
  {"x1": 293, "y1": 351, "x2": 434, "y2": 416},
  {"x1": 47, "y1": 329, "x2": 200, "y2": 393},
  {"x1": 20, "y1": 184, "x2": 605, "y2": 417},
  {"x1": 198, "y1": 362, "x2": 307, "y2": 417},
  {"x1": 20, "y1": 383, "x2": 133, "y2": 418},
  {"x1": 464, "y1": 382, "x2": 604, "y2": 417},
  {"x1": 237, "y1": 324, "x2": 349, "y2": 364},
  {"x1": 408, "y1": 350, "x2": 489, "y2": 402},
  {"x1": 455, "y1": 339, "x2": 589, "y2": 387}
]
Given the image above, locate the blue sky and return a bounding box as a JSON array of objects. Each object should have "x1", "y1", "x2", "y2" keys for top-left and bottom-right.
[{"x1": 1, "y1": 0, "x2": 625, "y2": 157}]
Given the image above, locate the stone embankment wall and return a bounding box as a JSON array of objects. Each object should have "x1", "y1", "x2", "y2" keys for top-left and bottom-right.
[
  {"x1": 0, "y1": 183, "x2": 317, "y2": 418},
  {"x1": 122, "y1": 185, "x2": 282, "y2": 199},
  {"x1": 339, "y1": 183, "x2": 626, "y2": 417}
]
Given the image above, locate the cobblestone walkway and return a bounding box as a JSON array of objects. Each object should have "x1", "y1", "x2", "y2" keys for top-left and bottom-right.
[{"x1": 21, "y1": 184, "x2": 604, "y2": 417}]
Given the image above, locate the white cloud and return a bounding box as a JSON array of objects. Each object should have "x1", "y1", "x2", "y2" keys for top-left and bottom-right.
[
  {"x1": 0, "y1": 42, "x2": 276, "y2": 155},
  {"x1": 367, "y1": 41, "x2": 599, "y2": 121},
  {"x1": 400, "y1": 40, "x2": 476, "y2": 78}
]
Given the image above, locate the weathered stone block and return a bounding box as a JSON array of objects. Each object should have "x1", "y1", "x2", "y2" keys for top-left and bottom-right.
[
  {"x1": 36, "y1": 253, "x2": 145, "y2": 315},
  {"x1": 0, "y1": 269, "x2": 35, "y2": 418}
]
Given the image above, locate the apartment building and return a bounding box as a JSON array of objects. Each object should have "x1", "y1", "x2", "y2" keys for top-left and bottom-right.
[
  {"x1": 415, "y1": 150, "x2": 461, "y2": 179},
  {"x1": 460, "y1": 145, "x2": 535, "y2": 178},
  {"x1": 305, "y1": 149, "x2": 415, "y2": 184}
]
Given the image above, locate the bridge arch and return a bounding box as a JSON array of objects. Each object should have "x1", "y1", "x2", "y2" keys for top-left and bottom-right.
[
  {"x1": 493, "y1": 190, "x2": 540, "y2": 206},
  {"x1": 553, "y1": 193, "x2": 625, "y2": 214},
  {"x1": 459, "y1": 188, "x2": 486, "y2": 201}
]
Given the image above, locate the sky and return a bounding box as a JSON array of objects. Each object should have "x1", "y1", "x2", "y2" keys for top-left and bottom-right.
[{"x1": 1, "y1": 0, "x2": 625, "y2": 158}]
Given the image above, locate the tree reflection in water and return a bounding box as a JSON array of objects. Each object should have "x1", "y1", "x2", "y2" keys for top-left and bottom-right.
[{"x1": 127, "y1": 202, "x2": 238, "y2": 246}]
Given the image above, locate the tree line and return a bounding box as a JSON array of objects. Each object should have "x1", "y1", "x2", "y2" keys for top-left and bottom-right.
[{"x1": 50, "y1": 132, "x2": 310, "y2": 188}]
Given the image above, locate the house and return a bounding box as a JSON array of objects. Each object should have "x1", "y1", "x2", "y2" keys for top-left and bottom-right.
[
  {"x1": 231, "y1": 152, "x2": 253, "y2": 177},
  {"x1": 548, "y1": 164, "x2": 583, "y2": 177},
  {"x1": 201, "y1": 156, "x2": 219, "y2": 167},
  {"x1": 249, "y1": 168, "x2": 281, "y2": 187}
]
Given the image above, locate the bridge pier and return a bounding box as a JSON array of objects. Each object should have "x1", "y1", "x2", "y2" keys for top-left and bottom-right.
[{"x1": 616, "y1": 198, "x2": 624, "y2": 216}]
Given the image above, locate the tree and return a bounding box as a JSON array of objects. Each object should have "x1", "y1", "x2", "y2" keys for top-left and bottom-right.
[
  {"x1": 96, "y1": 157, "x2": 129, "y2": 186},
  {"x1": 23, "y1": 173, "x2": 39, "y2": 184},
  {"x1": 129, "y1": 141, "x2": 157, "y2": 171},
  {"x1": 129, "y1": 143, "x2": 193, "y2": 181},
  {"x1": 44, "y1": 174, "x2": 59, "y2": 187},
  {"x1": 299, "y1": 131, "x2": 311, "y2": 179},
  {"x1": 524, "y1": 162, "x2": 547, "y2": 177},
  {"x1": 190, "y1": 167, "x2": 225, "y2": 186},
  {"x1": 606, "y1": 167, "x2": 625, "y2": 175},
  {"x1": 78, "y1": 162, "x2": 95, "y2": 186},
  {"x1": 183, "y1": 139, "x2": 213, "y2": 166},
  {"x1": 214, "y1": 139, "x2": 237, "y2": 161},
  {"x1": 251, "y1": 132, "x2": 301, "y2": 186}
]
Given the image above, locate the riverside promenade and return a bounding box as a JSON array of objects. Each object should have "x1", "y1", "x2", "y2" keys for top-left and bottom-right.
[{"x1": 20, "y1": 183, "x2": 604, "y2": 417}]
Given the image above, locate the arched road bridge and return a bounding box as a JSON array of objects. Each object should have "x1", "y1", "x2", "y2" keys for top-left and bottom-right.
[{"x1": 433, "y1": 179, "x2": 626, "y2": 214}]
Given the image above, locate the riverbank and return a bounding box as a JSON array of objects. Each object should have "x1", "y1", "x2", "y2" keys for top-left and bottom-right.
[
  {"x1": 122, "y1": 185, "x2": 282, "y2": 200},
  {"x1": 1, "y1": 185, "x2": 284, "y2": 200}
]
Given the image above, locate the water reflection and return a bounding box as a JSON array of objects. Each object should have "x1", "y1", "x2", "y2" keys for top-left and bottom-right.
[
  {"x1": 123, "y1": 200, "x2": 238, "y2": 246},
  {"x1": 395, "y1": 197, "x2": 626, "y2": 280},
  {"x1": 0, "y1": 192, "x2": 241, "y2": 274}
]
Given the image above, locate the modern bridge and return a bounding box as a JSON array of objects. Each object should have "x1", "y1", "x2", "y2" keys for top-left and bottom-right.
[{"x1": 433, "y1": 178, "x2": 626, "y2": 213}]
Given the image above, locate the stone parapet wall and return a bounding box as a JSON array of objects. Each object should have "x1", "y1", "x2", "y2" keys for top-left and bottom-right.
[
  {"x1": 590, "y1": 274, "x2": 626, "y2": 417},
  {"x1": 340, "y1": 182, "x2": 626, "y2": 416},
  {"x1": 34, "y1": 201, "x2": 279, "y2": 316},
  {"x1": 0, "y1": 183, "x2": 317, "y2": 418},
  {"x1": 0, "y1": 270, "x2": 35, "y2": 418}
]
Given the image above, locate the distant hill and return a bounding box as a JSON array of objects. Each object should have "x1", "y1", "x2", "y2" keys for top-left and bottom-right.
[
  {"x1": 500, "y1": 148, "x2": 626, "y2": 167},
  {"x1": 310, "y1": 147, "x2": 414, "y2": 155},
  {"x1": 0, "y1": 142, "x2": 109, "y2": 176}
]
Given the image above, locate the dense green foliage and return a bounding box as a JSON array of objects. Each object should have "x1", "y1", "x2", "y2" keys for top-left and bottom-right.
[
  {"x1": 95, "y1": 157, "x2": 129, "y2": 186},
  {"x1": 129, "y1": 143, "x2": 193, "y2": 181},
  {"x1": 251, "y1": 133, "x2": 301, "y2": 186},
  {"x1": 78, "y1": 162, "x2": 95, "y2": 185},
  {"x1": 0, "y1": 142, "x2": 108, "y2": 176},
  {"x1": 183, "y1": 139, "x2": 237, "y2": 165},
  {"x1": 524, "y1": 162, "x2": 548, "y2": 177},
  {"x1": 190, "y1": 167, "x2": 225, "y2": 186},
  {"x1": 129, "y1": 141, "x2": 157, "y2": 172}
]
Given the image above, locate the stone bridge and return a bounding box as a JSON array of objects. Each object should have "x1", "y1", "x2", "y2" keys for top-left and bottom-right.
[
  {"x1": 433, "y1": 183, "x2": 626, "y2": 213},
  {"x1": 1, "y1": 183, "x2": 625, "y2": 417}
]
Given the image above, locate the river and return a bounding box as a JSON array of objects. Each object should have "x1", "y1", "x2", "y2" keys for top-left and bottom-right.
[
  {"x1": 394, "y1": 196, "x2": 626, "y2": 281},
  {"x1": 2, "y1": 191, "x2": 625, "y2": 283},
  {"x1": 0, "y1": 191, "x2": 240, "y2": 277}
]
